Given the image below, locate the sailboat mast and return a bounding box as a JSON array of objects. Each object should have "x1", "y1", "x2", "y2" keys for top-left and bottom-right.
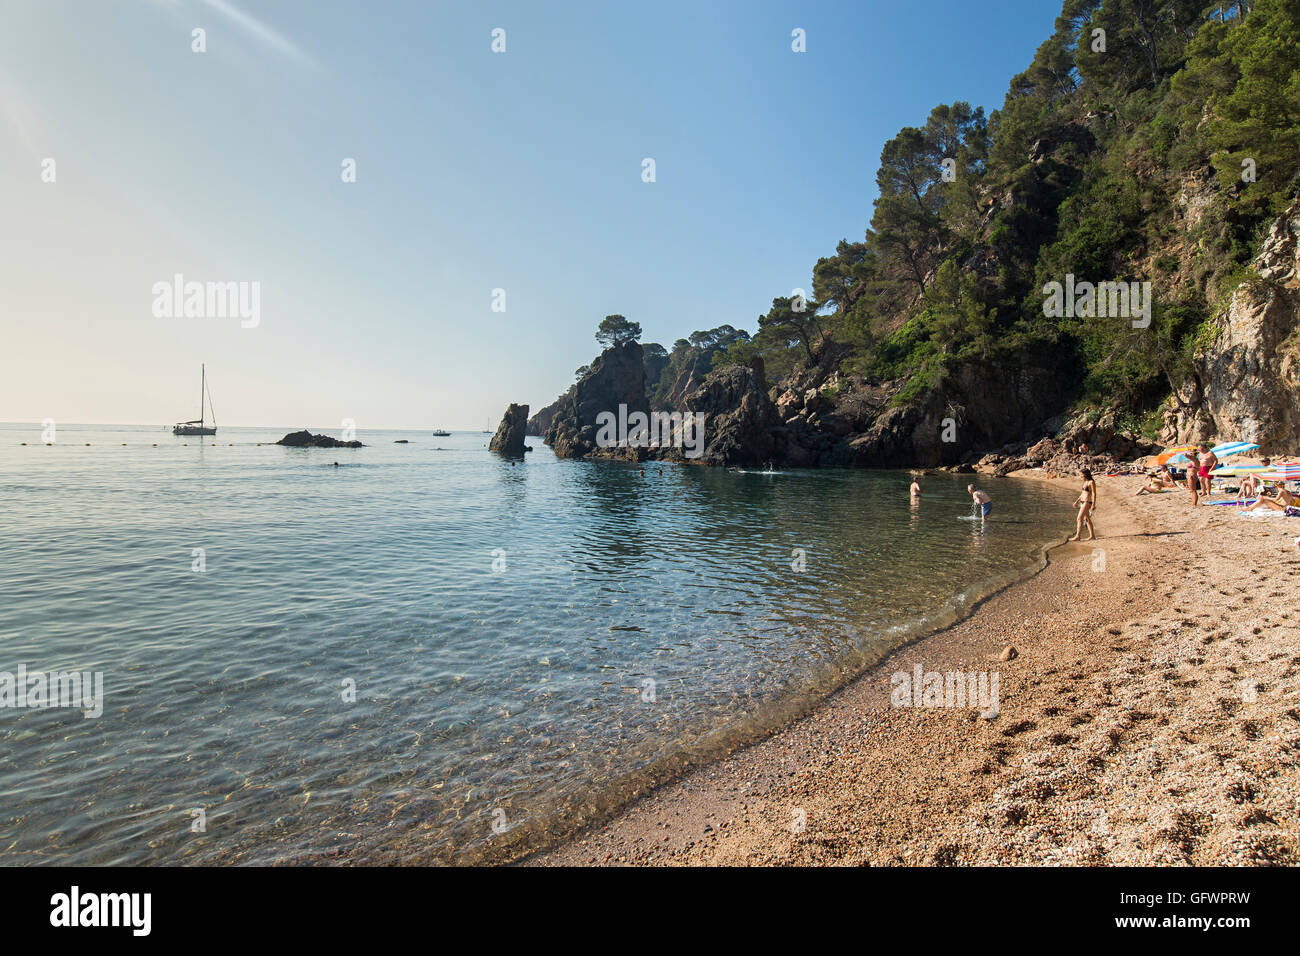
[{"x1": 200, "y1": 364, "x2": 205, "y2": 427}]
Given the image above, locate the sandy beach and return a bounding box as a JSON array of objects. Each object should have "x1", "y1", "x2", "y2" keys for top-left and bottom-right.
[{"x1": 525, "y1": 474, "x2": 1300, "y2": 866}]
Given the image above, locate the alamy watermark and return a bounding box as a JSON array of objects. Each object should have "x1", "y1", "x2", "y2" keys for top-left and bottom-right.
[
  {"x1": 595, "y1": 404, "x2": 707, "y2": 459},
  {"x1": 0, "y1": 664, "x2": 104, "y2": 718},
  {"x1": 891, "y1": 664, "x2": 998, "y2": 718},
  {"x1": 152, "y1": 274, "x2": 260, "y2": 328},
  {"x1": 1042, "y1": 274, "x2": 1150, "y2": 328}
]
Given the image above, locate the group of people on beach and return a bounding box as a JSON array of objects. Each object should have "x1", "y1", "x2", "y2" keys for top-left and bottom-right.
[{"x1": 1133, "y1": 444, "x2": 1297, "y2": 511}]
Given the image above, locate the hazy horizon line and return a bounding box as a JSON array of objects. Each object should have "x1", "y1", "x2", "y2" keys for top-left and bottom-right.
[{"x1": 1, "y1": 421, "x2": 500, "y2": 432}]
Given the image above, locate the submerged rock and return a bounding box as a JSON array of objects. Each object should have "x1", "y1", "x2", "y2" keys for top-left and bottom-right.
[{"x1": 276, "y1": 430, "x2": 363, "y2": 448}]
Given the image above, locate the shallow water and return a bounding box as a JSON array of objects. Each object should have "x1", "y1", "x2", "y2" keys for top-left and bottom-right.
[{"x1": 0, "y1": 422, "x2": 1071, "y2": 864}]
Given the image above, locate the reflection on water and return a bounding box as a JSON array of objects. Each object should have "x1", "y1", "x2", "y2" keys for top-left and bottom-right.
[{"x1": 0, "y1": 423, "x2": 1071, "y2": 864}]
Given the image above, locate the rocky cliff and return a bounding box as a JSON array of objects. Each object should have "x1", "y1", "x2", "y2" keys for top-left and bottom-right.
[
  {"x1": 543, "y1": 342, "x2": 649, "y2": 460},
  {"x1": 663, "y1": 360, "x2": 779, "y2": 467},
  {"x1": 1163, "y1": 199, "x2": 1300, "y2": 454},
  {"x1": 534, "y1": 191, "x2": 1300, "y2": 471},
  {"x1": 526, "y1": 395, "x2": 562, "y2": 437}
]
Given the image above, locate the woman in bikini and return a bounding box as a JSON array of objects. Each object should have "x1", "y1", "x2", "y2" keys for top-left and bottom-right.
[
  {"x1": 1070, "y1": 468, "x2": 1096, "y2": 541},
  {"x1": 1184, "y1": 449, "x2": 1200, "y2": 506}
]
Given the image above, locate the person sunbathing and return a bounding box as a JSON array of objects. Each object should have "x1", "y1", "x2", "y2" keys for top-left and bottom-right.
[
  {"x1": 1249, "y1": 486, "x2": 1297, "y2": 512},
  {"x1": 1238, "y1": 472, "x2": 1262, "y2": 503},
  {"x1": 1134, "y1": 467, "x2": 1178, "y2": 495},
  {"x1": 1134, "y1": 475, "x2": 1173, "y2": 495}
]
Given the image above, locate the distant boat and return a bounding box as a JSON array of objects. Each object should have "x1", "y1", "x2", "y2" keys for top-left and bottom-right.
[
  {"x1": 173, "y1": 365, "x2": 217, "y2": 436},
  {"x1": 432, "y1": 429, "x2": 451, "y2": 437}
]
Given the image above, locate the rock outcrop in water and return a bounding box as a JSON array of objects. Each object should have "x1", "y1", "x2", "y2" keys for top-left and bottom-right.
[
  {"x1": 544, "y1": 342, "x2": 649, "y2": 460},
  {"x1": 489, "y1": 403, "x2": 530, "y2": 458},
  {"x1": 276, "y1": 430, "x2": 363, "y2": 448}
]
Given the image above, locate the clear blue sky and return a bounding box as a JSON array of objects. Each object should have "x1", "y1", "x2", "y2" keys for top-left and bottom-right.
[{"x1": 1, "y1": 0, "x2": 1060, "y2": 429}]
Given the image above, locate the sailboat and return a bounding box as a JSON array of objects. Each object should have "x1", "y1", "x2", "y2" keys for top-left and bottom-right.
[{"x1": 173, "y1": 364, "x2": 217, "y2": 436}]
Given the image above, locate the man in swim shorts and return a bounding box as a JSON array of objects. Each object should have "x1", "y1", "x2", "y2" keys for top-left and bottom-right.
[
  {"x1": 1198, "y1": 443, "x2": 1217, "y2": 496},
  {"x1": 968, "y1": 484, "x2": 992, "y2": 521}
]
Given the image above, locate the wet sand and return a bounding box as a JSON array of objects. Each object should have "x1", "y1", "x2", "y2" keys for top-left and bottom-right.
[{"x1": 525, "y1": 474, "x2": 1300, "y2": 866}]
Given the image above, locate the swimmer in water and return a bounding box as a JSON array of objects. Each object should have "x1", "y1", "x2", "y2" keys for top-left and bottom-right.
[{"x1": 910, "y1": 477, "x2": 921, "y2": 498}]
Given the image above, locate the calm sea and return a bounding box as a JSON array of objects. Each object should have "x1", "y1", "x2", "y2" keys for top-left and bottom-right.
[{"x1": 0, "y1": 422, "x2": 1071, "y2": 864}]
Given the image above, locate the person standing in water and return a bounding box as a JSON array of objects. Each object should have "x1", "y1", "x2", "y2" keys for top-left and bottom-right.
[
  {"x1": 910, "y1": 477, "x2": 921, "y2": 498},
  {"x1": 968, "y1": 484, "x2": 991, "y2": 522},
  {"x1": 1070, "y1": 468, "x2": 1096, "y2": 541}
]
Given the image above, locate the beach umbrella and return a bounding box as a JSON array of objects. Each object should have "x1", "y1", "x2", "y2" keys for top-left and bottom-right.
[
  {"x1": 1210, "y1": 461, "x2": 1268, "y2": 477},
  {"x1": 1164, "y1": 440, "x2": 1259, "y2": 466},
  {"x1": 1208, "y1": 441, "x2": 1259, "y2": 459},
  {"x1": 1259, "y1": 463, "x2": 1300, "y2": 482},
  {"x1": 1155, "y1": 445, "x2": 1196, "y2": 465}
]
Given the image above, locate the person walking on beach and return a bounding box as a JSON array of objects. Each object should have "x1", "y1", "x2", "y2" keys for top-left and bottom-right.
[
  {"x1": 968, "y1": 484, "x2": 991, "y2": 522},
  {"x1": 1070, "y1": 468, "x2": 1096, "y2": 541},
  {"x1": 1198, "y1": 442, "x2": 1217, "y2": 496},
  {"x1": 1184, "y1": 449, "x2": 1200, "y2": 506}
]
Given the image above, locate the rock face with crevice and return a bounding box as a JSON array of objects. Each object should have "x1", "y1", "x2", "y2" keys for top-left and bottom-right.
[
  {"x1": 1163, "y1": 199, "x2": 1300, "y2": 454},
  {"x1": 489, "y1": 403, "x2": 530, "y2": 458}
]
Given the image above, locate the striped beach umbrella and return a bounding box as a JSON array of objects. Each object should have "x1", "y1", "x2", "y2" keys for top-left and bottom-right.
[
  {"x1": 1259, "y1": 463, "x2": 1300, "y2": 482},
  {"x1": 1208, "y1": 441, "x2": 1259, "y2": 459},
  {"x1": 1210, "y1": 461, "x2": 1268, "y2": 477}
]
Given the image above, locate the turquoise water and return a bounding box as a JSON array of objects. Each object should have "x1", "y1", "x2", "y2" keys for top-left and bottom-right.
[{"x1": 0, "y1": 422, "x2": 1071, "y2": 864}]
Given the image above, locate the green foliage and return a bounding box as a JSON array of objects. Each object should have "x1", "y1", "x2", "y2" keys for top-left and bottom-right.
[
  {"x1": 726, "y1": 0, "x2": 1294, "y2": 426},
  {"x1": 595, "y1": 314, "x2": 641, "y2": 348}
]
